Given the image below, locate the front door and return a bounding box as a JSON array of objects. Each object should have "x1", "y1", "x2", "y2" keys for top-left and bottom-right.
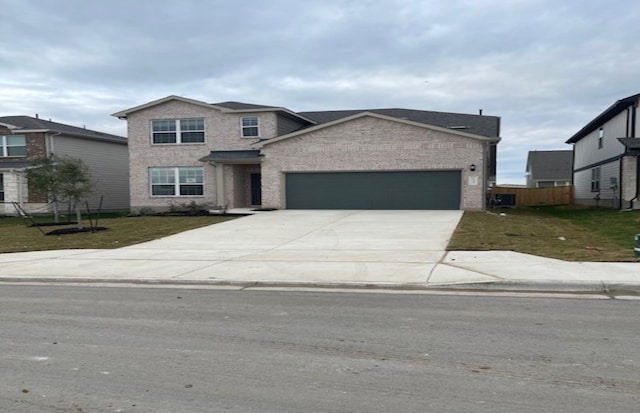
[{"x1": 250, "y1": 173, "x2": 262, "y2": 206}]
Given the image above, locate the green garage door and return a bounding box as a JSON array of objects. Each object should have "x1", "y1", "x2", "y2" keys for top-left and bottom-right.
[{"x1": 285, "y1": 171, "x2": 461, "y2": 210}]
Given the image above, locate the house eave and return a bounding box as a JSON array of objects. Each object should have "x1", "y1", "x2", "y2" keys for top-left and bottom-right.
[
  {"x1": 14, "y1": 129, "x2": 127, "y2": 144},
  {"x1": 566, "y1": 94, "x2": 640, "y2": 144}
]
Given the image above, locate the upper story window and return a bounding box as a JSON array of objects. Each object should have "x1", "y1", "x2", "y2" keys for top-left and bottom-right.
[
  {"x1": 597, "y1": 128, "x2": 604, "y2": 149},
  {"x1": 1, "y1": 135, "x2": 26, "y2": 157},
  {"x1": 241, "y1": 116, "x2": 260, "y2": 138},
  {"x1": 151, "y1": 119, "x2": 204, "y2": 144}
]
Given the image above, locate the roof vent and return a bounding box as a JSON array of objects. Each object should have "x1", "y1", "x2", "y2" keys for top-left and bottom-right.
[{"x1": 448, "y1": 125, "x2": 470, "y2": 130}]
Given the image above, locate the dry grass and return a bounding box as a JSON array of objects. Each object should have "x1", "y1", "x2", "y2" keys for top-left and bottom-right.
[
  {"x1": 0, "y1": 214, "x2": 237, "y2": 254},
  {"x1": 448, "y1": 206, "x2": 640, "y2": 262}
]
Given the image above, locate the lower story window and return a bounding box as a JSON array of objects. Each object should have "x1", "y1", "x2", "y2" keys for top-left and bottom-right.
[
  {"x1": 150, "y1": 167, "x2": 204, "y2": 196},
  {"x1": 0, "y1": 173, "x2": 4, "y2": 201}
]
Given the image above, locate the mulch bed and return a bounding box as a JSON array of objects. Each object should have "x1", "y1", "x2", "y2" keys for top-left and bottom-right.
[{"x1": 45, "y1": 227, "x2": 108, "y2": 236}]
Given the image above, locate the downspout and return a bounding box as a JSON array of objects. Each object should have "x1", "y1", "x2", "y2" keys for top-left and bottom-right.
[
  {"x1": 482, "y1": 142, "x2": 488, "y2": 210},
  {"x1": 47, "y1": 131, "x2": 62, "y2": 155},
  {"x1": 628, "y1": 101, "x2": 639, "y2": 209},
  {"x1": 16, "y1": 169, "x2": 23, "y2": 207},
  {"x1": 618, "y1": 160, "x2": 623, "y2": 210},
  {"x1": 633, "y1": 153, "x2": 640, "y2": 209}
]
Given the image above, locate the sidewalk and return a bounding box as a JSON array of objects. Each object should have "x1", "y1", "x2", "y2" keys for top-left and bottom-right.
[{"x1": 0, "y1": 210, "x2": 639, "y2": 296}]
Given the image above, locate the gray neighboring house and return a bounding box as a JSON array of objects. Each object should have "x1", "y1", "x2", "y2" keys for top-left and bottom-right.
[
  {"x1": 113, "y1": 95, "x2": 501, "y2": 212},
  {"x1": 0, "y1": 116, "x2": 129, "y2": 215},
  {"x1": 566, "y1": 92, "x2": 640, "y2": 208},
  {"x1": 525, "y1": 150, "x2": 573, "y2": 188}
]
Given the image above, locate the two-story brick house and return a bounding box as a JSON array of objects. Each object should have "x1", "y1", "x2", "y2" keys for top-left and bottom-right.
[
  {"x1": 566, "y1": 92, "x2": 640, "y2": 208},
  {"x1": 113, "y1": 95, "x2": 501, "y2": 213},
  {"x1": 0, "y1": 116, "x2": 129, "y2": 215}
]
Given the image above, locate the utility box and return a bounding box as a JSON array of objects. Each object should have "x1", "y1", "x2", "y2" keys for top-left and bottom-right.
[
  {"x1": 497, "y1": 193, "x2": 516, "y2": 207},
  {"x1": 635, "y1": 234, "x2": 640, "y2": 259}
]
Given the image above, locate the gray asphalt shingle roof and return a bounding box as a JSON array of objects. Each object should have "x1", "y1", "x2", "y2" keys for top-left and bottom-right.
[
  {"x1": 212, "y1": 101, "x2": 278, "y2": 110},
  {"x1": 0, "y1": 116, "x2": 126, "y2": 142},
  {"x1": 199, "y1": 150, "x2": 262, "y2": 163},
  {"x1": 210, "y1": 100, "x2": 501, "y2": 137},
  {"x1": 526, "y1": 150, "x2": 573, "y2": 180},
  {"x1": 299, "y1": 108, "x2": 500, "y2": 137}
]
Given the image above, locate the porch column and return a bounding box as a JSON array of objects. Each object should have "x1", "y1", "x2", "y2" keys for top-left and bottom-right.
[{"x1": 214, "y1": 164, "x2": 225, "y2": 208}]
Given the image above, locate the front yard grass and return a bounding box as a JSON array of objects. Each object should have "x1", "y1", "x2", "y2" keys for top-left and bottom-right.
[
  {"x1": 0, "y1": 214, "x2": 237, "y2": 254},
  {"x1": 2, "y1": 206, "x2": 639, "y2": 262},
  {"x1": 448, "y1": 205, "x2": 640, "y2": 261}
]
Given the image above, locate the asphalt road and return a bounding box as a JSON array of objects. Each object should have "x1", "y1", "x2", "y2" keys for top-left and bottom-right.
[{"x1": 1, "y1": 285, "x2": 639, "y2": 413}]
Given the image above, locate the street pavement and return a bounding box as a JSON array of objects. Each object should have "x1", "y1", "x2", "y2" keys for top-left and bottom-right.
[{"x1": 0, "y1": 209, "x2": 639, "y2": 295}]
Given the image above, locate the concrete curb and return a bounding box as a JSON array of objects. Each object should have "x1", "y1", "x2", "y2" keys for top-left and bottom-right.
[
  {"x1": 425, "y1": 280, "x2": 640, "y2": 297},
  {"x1": 1, "y1": 277, "x2": 639, "y2": 297}
]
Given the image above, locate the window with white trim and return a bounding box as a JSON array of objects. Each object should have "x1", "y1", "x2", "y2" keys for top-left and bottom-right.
[
  {"x1": 591, "y1": 167, "x2": 600, "y2": 192},
  {"x1": 150, "y1": 167, "x2": 204, "y2": 196},
  {"x1": 0, "y1": 173, "x2": 4, "y2": 201},
  {"x1": 1, "y1": 135, "x2": 26, "y2": 157},
  {"x1": 241, "y1": 116, "x2": 260, "y2": 137},
  {"x1": 151, "y1": 119, "x2": 205, "y2": 144}
]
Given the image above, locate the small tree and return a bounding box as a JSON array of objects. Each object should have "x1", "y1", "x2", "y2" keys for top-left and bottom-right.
[{"x1": 26, "y1": 155, "x2": 94, "y2": 228}]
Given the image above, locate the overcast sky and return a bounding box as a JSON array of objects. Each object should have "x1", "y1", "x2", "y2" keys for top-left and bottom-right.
[{"x1": 2, "y1": 0, "x2": 639, "y2": 184}]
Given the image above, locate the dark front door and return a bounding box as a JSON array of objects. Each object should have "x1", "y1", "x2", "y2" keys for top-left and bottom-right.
[{"x1": 250, "y1": 173, "x2": 262, "y2": 206}]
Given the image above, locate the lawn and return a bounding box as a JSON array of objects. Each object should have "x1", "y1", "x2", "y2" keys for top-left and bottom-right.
[
  {"x1": 448, "y1": 205, "x2": 640, "y2": 262},
  {"x1": 0, "y1": 213, "x2": 237, "y2": 254},
  {"x1": 1, "y1": 206, "x2": 639, "y2": 262}
]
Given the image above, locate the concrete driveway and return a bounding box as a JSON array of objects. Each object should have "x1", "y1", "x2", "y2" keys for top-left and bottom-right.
[
  {"x1": 119, "y1": 209, "x2": 463, "y2": 284},
  {"x1": 0, "y1": 210, "x2": 463, "y2": 285}
]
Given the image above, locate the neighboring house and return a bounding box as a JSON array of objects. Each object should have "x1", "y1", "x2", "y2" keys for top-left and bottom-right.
[
  {"x1": 525, "y1": 150, "x2": 573, "y2": 188},
  {"x1": 0, "y1": 116, "x2": 129, "y2": 215},
  {"x1": 112, "y1": 95, "x2": 501, "y2": 212},
  {"x1": 566, "y1": 92, "x2": 640, "y2": 208}
]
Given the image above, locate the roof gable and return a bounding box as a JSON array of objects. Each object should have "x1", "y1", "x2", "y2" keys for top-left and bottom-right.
[
  {"x1": 112, "y1": 95, "x2": 214, "y2": 119},
  {"x1": 256, "y1": 111, "x2": 500, "y2": 148}
]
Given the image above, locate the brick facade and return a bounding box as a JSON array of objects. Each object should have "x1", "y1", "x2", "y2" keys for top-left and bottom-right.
[
  {"x1": 126, "y1": 100, "x2": 276, "y2": 212},
  {"x1": 260, "y1": 116, "x2": 487, "y2": 210},
  {"x1": 118, "y1": 97, "x2": 498, "y2": 212}
]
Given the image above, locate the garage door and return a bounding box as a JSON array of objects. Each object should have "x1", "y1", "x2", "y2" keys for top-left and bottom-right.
[{"x1": 285, "y1": 171, "x2": 461, "y2": 209}]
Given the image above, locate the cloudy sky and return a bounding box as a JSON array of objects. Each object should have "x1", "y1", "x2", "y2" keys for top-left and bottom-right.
[{"x1": 2, "y1": 0, "x2": 639, "y2": 184}]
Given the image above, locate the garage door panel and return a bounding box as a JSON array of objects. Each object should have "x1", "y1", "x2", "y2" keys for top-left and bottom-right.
[{"x1": 286, "y1": 171, "x2": 461, "y2": 210}]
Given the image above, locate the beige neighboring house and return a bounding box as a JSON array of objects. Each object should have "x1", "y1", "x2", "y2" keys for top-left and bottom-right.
[
  {"x1": 113, "y1": 95, "x2": 501, "y2": 213},
  {"x1": 0, "y1": 116, "x2": 129, "y2": 215}
]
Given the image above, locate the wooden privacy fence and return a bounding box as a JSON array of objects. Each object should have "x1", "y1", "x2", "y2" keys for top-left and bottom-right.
[{"x1": 489, "y1": 186, "x2": 574, "y2": 207}]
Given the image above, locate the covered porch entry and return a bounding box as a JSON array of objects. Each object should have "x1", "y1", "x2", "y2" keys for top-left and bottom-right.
[{"x1": 199, "y1": 150, "x2": 262, "y2": 209}]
